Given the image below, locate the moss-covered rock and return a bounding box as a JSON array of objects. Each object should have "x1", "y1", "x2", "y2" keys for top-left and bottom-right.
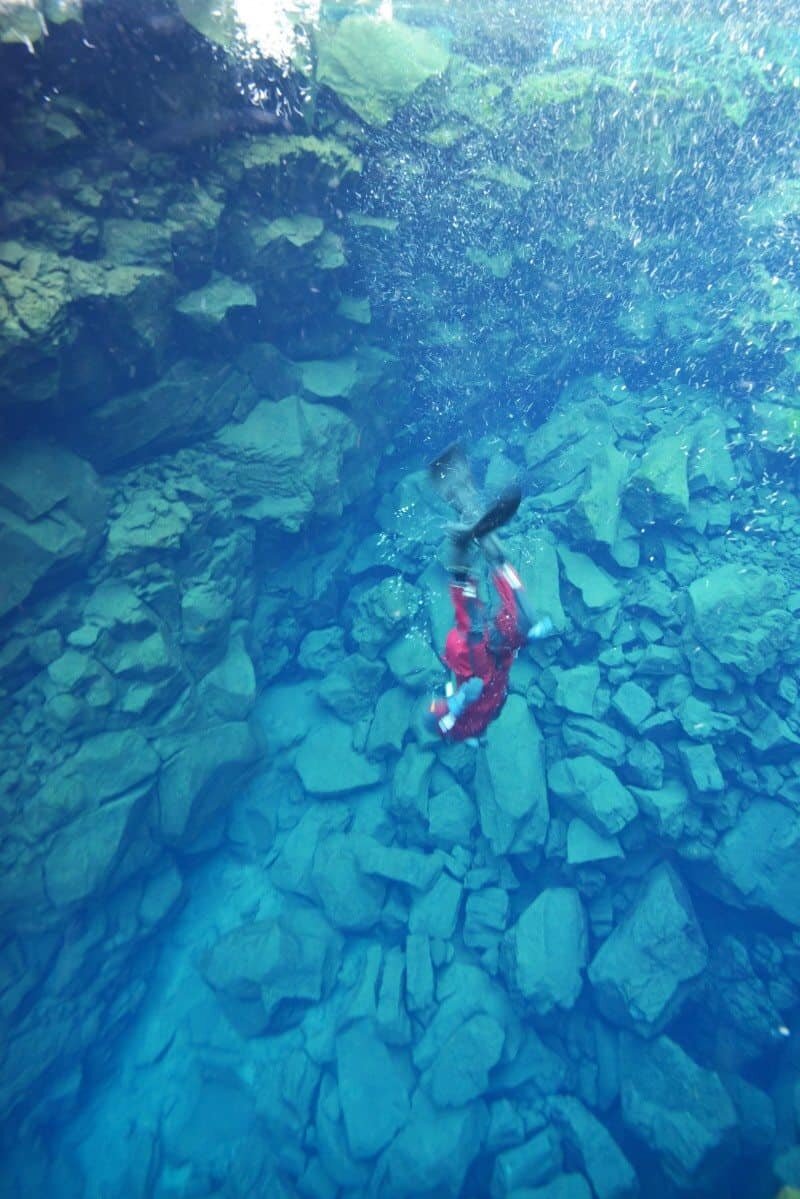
[{"x1": 316, "y1": 15, "x2": 449, "y2": 127}]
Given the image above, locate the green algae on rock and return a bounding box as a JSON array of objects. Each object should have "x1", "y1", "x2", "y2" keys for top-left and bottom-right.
[{"x1": 316, "y1": 15, "x2": 449, "y2": 127}]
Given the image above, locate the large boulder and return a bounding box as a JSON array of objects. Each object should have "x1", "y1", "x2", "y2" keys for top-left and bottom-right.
[
  {"x1": 588, "y1": 863, "x2": 707, "y2": 1035},
  {"x1": 0, "y1": 440, "x2": 108, "y2": 618},
  {"x1": 688, "y1": 563, "x2": 793, "y2": 680},
  {"x1": 501, "y1": 887, "x2": 587, "y2": 1016},
  {"x1": 619, "y1": 1033, "x2": 737, "y2": 1187},
  {"x1": 475, "y1": 694, "x2": 550, "y2": 855}
]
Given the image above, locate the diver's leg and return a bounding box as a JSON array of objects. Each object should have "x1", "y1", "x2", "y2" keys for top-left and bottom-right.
[{"x1": 490, "y1": 559, "x2": 534, "y2": 648}]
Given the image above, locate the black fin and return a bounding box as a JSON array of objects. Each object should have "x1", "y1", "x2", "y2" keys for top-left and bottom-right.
[{"x1": 468, "y1": 486, "x2": 522, "y2": 541}]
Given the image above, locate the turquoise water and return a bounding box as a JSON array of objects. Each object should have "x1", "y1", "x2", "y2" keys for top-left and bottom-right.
[{"x1": 2, "y1": 1, "x2": 800, "y2": 1196}]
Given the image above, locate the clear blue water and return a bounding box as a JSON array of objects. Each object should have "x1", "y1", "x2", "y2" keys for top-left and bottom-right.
[{"x1": 2, "y1": 2, "x2": 800, "y2": 1197}]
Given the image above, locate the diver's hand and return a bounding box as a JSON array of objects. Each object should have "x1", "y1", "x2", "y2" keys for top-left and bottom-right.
[
  {"x1": 449, "y1": 676, "x2": 484, "y2": 716},
  {"x1": 528, "y1": 616, "x2": 554, "y2": 641}
]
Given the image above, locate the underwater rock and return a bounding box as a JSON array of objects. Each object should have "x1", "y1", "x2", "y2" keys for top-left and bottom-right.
[
  {"x1": 475, "y1": 695, "x2": 549, "y2": 855},
  {"x1": 501, "y1": 887, "x2": 588, "y2": 1016},
  {"x1": 295, "y1": 719, "x2": 384, "y2": 794},
  {"x1": 318, "y1": 652, "x2": 386, "y2": 722},
  {"x1": 420, "y1": 1010, "x2": 506, "y2": 1107},
  {"x1": 175, "y1": 273, "x2": 256, "y2": 330},
  {"x1": 688, "y1": 563, "x2": 792, "y2": 681},
  {"x1": 198, "y1": 633, "x2": 256, "y2": 722},
  {"x1": 678, "y1": 740, "x2": 724, "y2": 796},
  {"x1": 311, "y1": 831, "x2": 385, "y2": 931},
  {"x1": 377, "y1": 1089, "x2": 488, "y2": 1198},
  {"x1": 384, "y1": 629, "x2": 442, "y2": 692},
  {"x1": 631, "y1": 778, "x2": 691, "y2": 840},
  {"x1": 623, "y1": 431, "x2": 690, "y2": 527},
  {"x1": 336, "y1": 1018, "x2": 410, "y2": 1158},
  {"x1": 588, "y1": 863, "x2": 707, "y2": 1036},
  {"x1": 748, "y1": 398, "x2": 800, "y2": 457},
  {"x1": 366, "y1": 686, "x2": 415, "y2": 757},
  {"x1": 0, "y1": 440, "x2": 108, "y2": 618},
  {"x1": 103, "y1": 218, "x2": 173, "y2": 267},
  {"x1": 571, "y1": 444, "x2": 630, "y2": 548},
  {"x1": 525, "y1": 534, "x2": 567, "y2": 630},
  {"x1": 610, "y1": 681, "x2": 655, "y2": 731},
  {"x1": 490, "y1": 1126, "x2": 564, "y2": 1195},
  {"x1": 548, "y1": 755, "x2": 637, "y2": 837},
  {"x1": 214, "y1": 396, "x2": 358, "y2": 532},
  {"x1": 557, "y1": 546, "x2": 619, "y2": 611},
  {"x1": 202, "y1": 903, "x2": 343, "y2": 1037},
  {"x1": 619, "y1": 1032, "x2": 737, "y2": 1187},
  {"x1": 357, "y1": 839, "x2": 444, "y2": 891},
  {"x1": 505, "y1": 1175, "x2": 592, "y2": 1199},
  {"x1": 158, "y1": 721, "x2": 260, "y2": 847},
  {"x1": 106, "y1": 490, "x2": 192, "y2": 566},
  {"x1": 548, "y1": 1095, "x2": 638, "y2": 1199},
  {"x1": 698, "y1": 800, "x2": 800, "y2": 924},
  {"x1": 427, "y1": 781, "x2": 478, "y2": 847},
  {"x1": 316, "y1": 15, "x2": 449, "y2": 127},
  {"x1": 74, "y1": 359, "x2": 255, "y2": 467},
  {"x1": 566, "y1": 818, "x2": 623, "y2": 865},
  {"x1": 562, "y1": 717, "x2": 627, "y2": 766},
  {"x1": 43, "y1": 791, "x2": 144, "y2": 908},
  {"x1": 553, "y1": 663, "x2": 601, "y2": 717},
  {"x1": 350, "y1": 576, "x2": 423, "y2": 659}
]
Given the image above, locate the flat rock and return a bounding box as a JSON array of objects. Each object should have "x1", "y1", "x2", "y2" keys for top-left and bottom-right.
[
  {"x1": 214, "y1": 396, "x2": 358, "y2": 532},
  {"x1": 295, "y1": 719, "x2": 383, "y2": 795},
  {"x1": 567, "y1": 818, "x2": 623, "y2": 865},
  {"x1": 557, "y1": 546, "x2": 619, "y2": 610}
]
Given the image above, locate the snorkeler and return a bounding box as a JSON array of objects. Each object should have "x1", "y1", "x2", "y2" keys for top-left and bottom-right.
[{"x1": 425, "y1": 444, "x2": 555, "y2": 742}]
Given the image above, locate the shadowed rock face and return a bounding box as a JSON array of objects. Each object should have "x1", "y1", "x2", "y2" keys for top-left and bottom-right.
[{"x1": 0, "y1": 440, "x2": 108, "y2": 618}]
